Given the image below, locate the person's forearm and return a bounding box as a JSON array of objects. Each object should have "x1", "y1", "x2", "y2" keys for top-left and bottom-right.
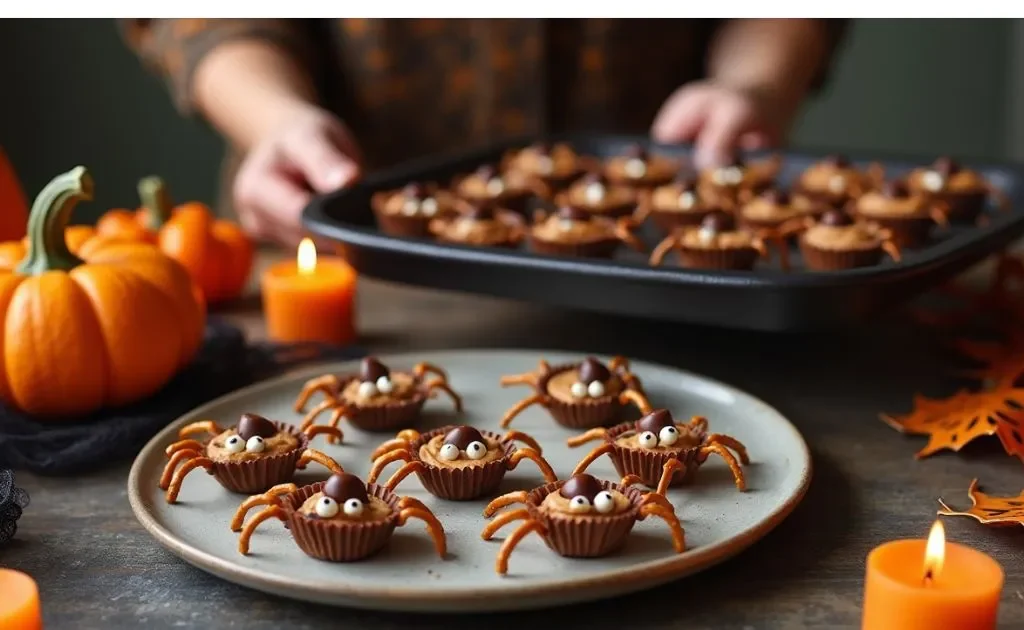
[
  {"x1": 194, "y1": 39, "x2": 319, "y2": 151},
  {"x1": 708, "y1": 19, "x2": 831, "y2": 107}
]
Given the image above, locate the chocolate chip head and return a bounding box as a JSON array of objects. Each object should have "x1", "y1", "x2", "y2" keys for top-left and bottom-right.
[
  {"x1": 824, "y1": 154, "x2": 850, "y2": 168},
  {"x1": 881, "y1": 180, "x2": 910, "y2": 199},
  {"x1": 463, "y1": 203, "x2": 494, "y2": 221},
  {"x1": 821, "y1": 208, "x2": 855, "y2": 227},
  {"x1": 700, "y1": 210, "x2": 736, "y2": 234},
  {"x1": 577, "y1": 357, "x2": 611, "y2": 384},
  {"x1": 443, "y1": 426, "x2": 486, "y2": 450},
  {"x1": 623, "y1": 143, "x2": 648, "y2": 160},
  {"x1": 359, "y1": 357, "x2": 390, "y2": 383},
  {"x1": 761, "y1": 189, "x2": 790, "y2": 205},
  {"x1": 559, "y1": 473, "x2": 605, "y2": 501},
  {"x1": 323, "y1": 473, "x2": 369, "y2": 504},
  {"x1": 636, "y1": 409, "x2": 675, "y2": 435},
  {"x1": 557, "y1": 205, "x2": 591, "y2": 222},
  {"x1": 932, "y1": 156, "x2": 961, "y2": 177},
  {"x1": 475, "y1": 164, "x2": 498, "y2": 180},
  {"x1": 402, "y1": 182, "x2": 427, "y2": 199},
  {"x1": 237, "y1": 413, "x2": 278, "y2": 440}
]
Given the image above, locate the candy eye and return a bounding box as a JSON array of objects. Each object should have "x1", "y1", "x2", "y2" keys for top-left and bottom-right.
[
  {"x1": 638, "y1": 431, "x2": 658, "y2": 449},
  {"x1": 343, "y1": 498, "x2": 365, "y2": 517},
  {"x1": 375, "y1": 376, "x2": 393, "y2": 394},
  {"x1": 465, "y1": 441, "x2": 487, "y2": 460},
  {"x1": 358, "y1": 381, "x2": 378, "y2": 398},
  {"x1": 224, "y1": 435, "x2": 245, "y2": 454},
  {"x1": 587, "y1": 381, "x2": 605, "y2": 398},
  {"x1": 315, "y1": 496, "x2": 339, "y2": 518},
  {"x1": 401, "y1": 199, "x2": 419, "y2": 216},
  {"x1": 570, "y1": 382, "x2": 587, "y2": 398},
  {"x1": 420, "y1": 198, "x2": 438, "y2": 216},
  {"x1": 245, "y1": 436, "x2": 266, "y2": 453},
  {"x1": 568, "y1": 496, "x2": 592, "y2": 513},
  {"x1": 659, "y1": 425, "x2": 679, "y2": 446},
  {"x1": 593, "y1": 491, "x2": 615, "y2": 514},
  {"x1": 486, "y1": 178, "x2": 505, "y2": 196},
  {"x1": 438, "y1": 443, "x2": 459, "y2": 461}
]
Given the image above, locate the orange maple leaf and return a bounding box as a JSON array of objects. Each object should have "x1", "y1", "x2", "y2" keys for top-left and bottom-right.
[
  {"x1": 937, "y1": 479, "x2": 1024, "y2": 527},
  {"x1": 881, "y1": 382, "x2": 1024, "y2": 461}
]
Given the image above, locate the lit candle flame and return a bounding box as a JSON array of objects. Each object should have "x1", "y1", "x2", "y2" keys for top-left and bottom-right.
[
  {"x1": 297, "y1": 238, "x2": 317, "y2": 275},
  {"x1": 923, "y1": 520, "x2": 945, "y2": 584}
]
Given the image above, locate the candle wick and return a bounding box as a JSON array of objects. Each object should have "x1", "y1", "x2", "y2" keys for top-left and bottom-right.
[{"x1": 923, "y1": 568, "x2": 933, "y2": 586}]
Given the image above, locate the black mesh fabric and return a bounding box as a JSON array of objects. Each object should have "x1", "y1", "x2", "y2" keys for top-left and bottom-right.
[
  {"x1": 0, "y1": 469, "x2": 29, "y2": 546},
  {"x1": 0, "y1": 318, "x2": 363, "y2": 475}
]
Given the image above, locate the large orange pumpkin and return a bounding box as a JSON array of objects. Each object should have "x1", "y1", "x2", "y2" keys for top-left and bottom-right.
[
  {"x1": 0, "y1": 166, "x2": 206, "y2": 418},
  {"x1": 0, "y1": 147, "x2": 28, "y2": 242},
  {"x1": 96, "y1": 177, "x2": 253, "y2": 304}
]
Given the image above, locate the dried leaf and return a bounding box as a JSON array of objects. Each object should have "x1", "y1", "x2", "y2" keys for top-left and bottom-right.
[
  {"x1": 938, "y1": 479, "x2": 1024, "y2": 527},
  {"x1": 881, "y1": 381, "x2": 1024, "y2": 461}
]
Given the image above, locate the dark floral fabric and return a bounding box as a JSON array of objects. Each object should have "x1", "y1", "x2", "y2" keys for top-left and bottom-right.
[{"x1": 122, "y1": 19, "x2": 848, "y2": 171}]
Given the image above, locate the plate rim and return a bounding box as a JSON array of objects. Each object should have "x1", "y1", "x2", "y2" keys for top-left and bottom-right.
[{"x1": 128, "y1": 348, "x2": 812, "y2": 611}]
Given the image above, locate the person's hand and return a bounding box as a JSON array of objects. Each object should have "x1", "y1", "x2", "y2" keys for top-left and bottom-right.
[
  {"x1": 233, "y1": 104, "x2": 362, "y2": 247},
  {"x1": 651, "y1": 80, "x2": 799, "y2": 171}
]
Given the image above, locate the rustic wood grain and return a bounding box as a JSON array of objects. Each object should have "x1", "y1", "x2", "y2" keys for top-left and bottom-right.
[{"x1": 4, "y1": 251, "x2": 1024, "y2": 629}]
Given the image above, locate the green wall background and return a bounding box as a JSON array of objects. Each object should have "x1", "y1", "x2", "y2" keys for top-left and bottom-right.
[{"x1": 0, "y1": 19, "x2": 1017, "y2": 222}]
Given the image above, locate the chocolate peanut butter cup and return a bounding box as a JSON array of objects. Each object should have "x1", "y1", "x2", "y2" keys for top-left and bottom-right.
[{"x1": 371, "y1": 182, "x2": 458, "y2": 238}]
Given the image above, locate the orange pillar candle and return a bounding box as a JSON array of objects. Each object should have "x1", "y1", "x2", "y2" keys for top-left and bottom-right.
[
  {"x1": 0, "y1": 569, "x2": 42, "y2": 630},
  {"x1": 262, "y1": 238, "x2": 357, "y2": 344},
  {"x1": 862, "y1": 521, "x2": 1003, "y2": 630}
]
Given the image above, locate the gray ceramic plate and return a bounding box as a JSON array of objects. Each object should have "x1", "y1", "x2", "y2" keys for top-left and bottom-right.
[{"x1": 128, "y1": 349, "x2": 811, "y2": 613}]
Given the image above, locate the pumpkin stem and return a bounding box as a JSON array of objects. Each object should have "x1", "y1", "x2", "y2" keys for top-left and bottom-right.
[
  {"x1": 16, "y1": 166, "x2": 92, "y2": 275},
  {"x1": 138, "y1": 175, "x2": 173, "y2": 230}
]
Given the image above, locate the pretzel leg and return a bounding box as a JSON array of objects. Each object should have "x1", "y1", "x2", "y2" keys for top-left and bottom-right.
[
  {"x1": 481, "y1": 508, "x2": 530, "y2": 540},
  {"x1": 413, "y1": 362, "x2": 449, "y2": 382},
  {"x1": 299, "y1": 399, "x2": 337, "y2": 432},
  {"x1": 640, "y1": 492, "x2": 674, "y2": 511},
  {"x1": 649, "y1": 234, "x2": 679, "y2": 266},
  {"x1": 303, "y1": 424, "x2": 344, "y2": 445},
  {"x1": 166, "y1": 439, "x2": 205, "y2": 456},
  {"x1": 639, "y1": 503, "x2": 686, "y2": 553},
  {"x1": 882, "y1": 240, "x2": 902, "y2": 263},
  {"x1": 367, "y1": 449, "x2": 412, "y2": 483},
  {"x1": 424, "y1": 378, "x2": 463, "y2": 412},
  {"x1": 706, "y1": 434, "x2": 750, "y2": 464},
  {"x1": 607, "y1": 356, "x2": 631, "y2": 372},
  {"x1": 238, "y1": 505, "x2": 285, "y2": 555},
  {"x1": 614, "y1": 222, "x2": 646, "y2": 252},
  {"x1": 165, "y1": 457, "x2": 215, "y2": 504},
  {"x1": 656, "y1": 458, "x2": 686, "y2": 496},
  {"x1": 687, "y1": 416, "x2": 709, "y2": 434},
  {"x1": 619, "y1": 389, "x2": 653, "y2": 415},
  {"x1": 296, "y1": 449, "x2": 344, "y2": 475},
  {"x1": 500, "y1": 394, "x2": 544, "y2": 428},
  {"x1": 496, "y1": 520, "x2": 546, "y2": 575},
  {"x1": 397, "y1": 506, "x2": 447, "y2": 558},
  {"x1": 506, "y1": 448, "x2": 558, "y2": 483},
  {"x1": 384, "y1": 461, "x2": 425, "y2": 492},
  {"x1": 700, "y1": 444, "x2": 747, "y2": 491},
  {"x1": 370, "y1": 438, "x2": 414, "y2": 461},
  {"x1": 230, "y1": 484, "x2": 296, "y2": 531},
  {"x1": 293, "y1": 375, "x2": 342, "y2": 412},
  {"x1": 566, "y1": 427, "x2": 608, "y2": 448},
  {"x1": 397, "y1": 496, "x2": 429, "y2": 511},
  {"x1": 178, "y1": 420, "x2": 223, "y2": 438},
  {"x1": 501, "y1": 430, "x2": 543, "y2": 454},
  {"x1": 988, "y1": 183, "x2": 1010, "y2": 212},
  {"x1": 483, "y1": 491, "x2": 529, "y2": 517},
  {"x1": 499, "y1": 371, "x2": 537, "y2": 387},
  {"x1": 619, "y1": 474, "x2": 643, "y2": 489},
  {"x1": 571, "y1": 444, "x2": 615, "y2": 477},
  {"x1": 159, "y1": 449, "x2": 198, "y2": 490}
]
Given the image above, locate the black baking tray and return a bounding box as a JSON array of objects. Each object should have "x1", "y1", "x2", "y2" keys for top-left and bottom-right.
[{"x1": 302, "y1": 133, "x2": 1024, "y2": 332}]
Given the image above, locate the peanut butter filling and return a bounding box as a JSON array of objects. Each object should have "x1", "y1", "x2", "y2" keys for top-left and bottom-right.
[
  {"x1": 531, "y1": 216, "x2": 616, "y2": 244},
  {"x1": 908, "y1": 168, "x2": 987, "y2": 194},
  {"x1": 798, "y1": 164, "x2": 869, "y2": 197},
  {"x1": 606, "y1": 155, "x2": 677, "y2": 184},
  {"x1": 432, "y1": 216, "x2": 519, "y2": 245},
  {"x1": 299, "y1": 492, "x2": 393, "y2": 522},
  {"x1": 418, "y1": 434, "x2": 505, "y2": 469},
  {"x1": 341, "y1": 372, "x2": 419, "y2": 406},
  {"x1": 741, "y1": 196, "x2": 817, "y2": 223},
  {"x1": 540, "y1": 488, "x2": 631, "y2": 516},
  {"x1": 802, "y1": 223, "x2": 883, "y2": 251},
  {"x1": 545, "y1": 368, "x2": 624, "y2": 403},
  {"x1": 563, "y1": 182, "x2": 636, "y2": 211},
  {"x1": 458, "y1": 171, "x2": 533, "y2": 200},
  {"x1": 649, "y1": 184, "x2": 709, "y2": 214},
  {"x1": 680, "y1": 228, "x2": 757, "y2": 250},
  {"x1": 508, "y1": 145, "x2": 581, "y2": 180},
  {"x1": 206, "y1": 430, "x2": 300, "y2": 462},
  {"x1": 854, "y1": 192, "x2": 929, "y2": 218},
  {"x1": 380, "y1": 189, "x2": 457, "y2": 217}
]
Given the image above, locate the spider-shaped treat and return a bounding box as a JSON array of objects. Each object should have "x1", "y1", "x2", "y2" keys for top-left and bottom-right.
[
  {"x1": 793, "y1": 154, "x2": 882, "y2": 208},
  {"x1": 428, "y1": 202, "x2": 525, "y2": 249},
  {"x1": 371, "y1": 182, "x2": 459, "y2": 238},
  {"x1": 159, "y1": 413, "x2": 344, "y2": 503},
  {"x1": 528, "y1": 205, "x2": 645, "y2": 258},
  {"x1": 789, "y1": 207, "x2": 901, "y2": 271},
  {"x1": 645, "y1": 171, "x2": 721, "y2": 233},
  {"x1": 502, "y1": 141, "x2": 592, "y2": 191},
  {"x1": 603, "y1": 143, "x2": 679, "y2": 189},
  {"x1": 454, "y1": 163, "x2": 546, "y2": 212},
  {"x1": 554, "y1": 172, "x2": 640, "y2": 218},
  {"x1": 499, "y1": 356, "x2": 652, "y2": 429},
  {"x1": 649, "y1": 210, "x2": 774, "y2": 271},
  {"x1": 905, "y1": 156, "x2": 1008, "y2": 224},
  {"x1": 293, "y1": 357, "x2": 462, "y2": 433},
  {"x1": 481, "y1": 472, "x2": 686, "y2": 575},
  {"x1": 699, "y1": 154, "x2": 781, "y2": 206},
  {"x1": 232, "y1": 472, "x2": 447, "y2": 561},
  {"x1": 367, "y1": 425, "x2": 557, "y2": 500},
  {"x1": 568, "y1": 409, "x2": 750, "y2": 494},
  {"x1": 848, "y1": 180, "x2": 948, "y2": 249}
]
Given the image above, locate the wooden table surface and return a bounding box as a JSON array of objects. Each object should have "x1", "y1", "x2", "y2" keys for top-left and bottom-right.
[{"x1": 5, "y1": 252, "x2": 1024, "y2": 630}]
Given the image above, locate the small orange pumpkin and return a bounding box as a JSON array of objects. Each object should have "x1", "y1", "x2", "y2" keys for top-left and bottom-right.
[
  {"x1": 0, "y1": 147, "x2": 28, "y2": 242},
  {"x1": 96, "y1": 177, "x2": 253, "y2": 304},
  {"x1": 0, "y1": 166, "x2": 206, "y2": 418}
]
